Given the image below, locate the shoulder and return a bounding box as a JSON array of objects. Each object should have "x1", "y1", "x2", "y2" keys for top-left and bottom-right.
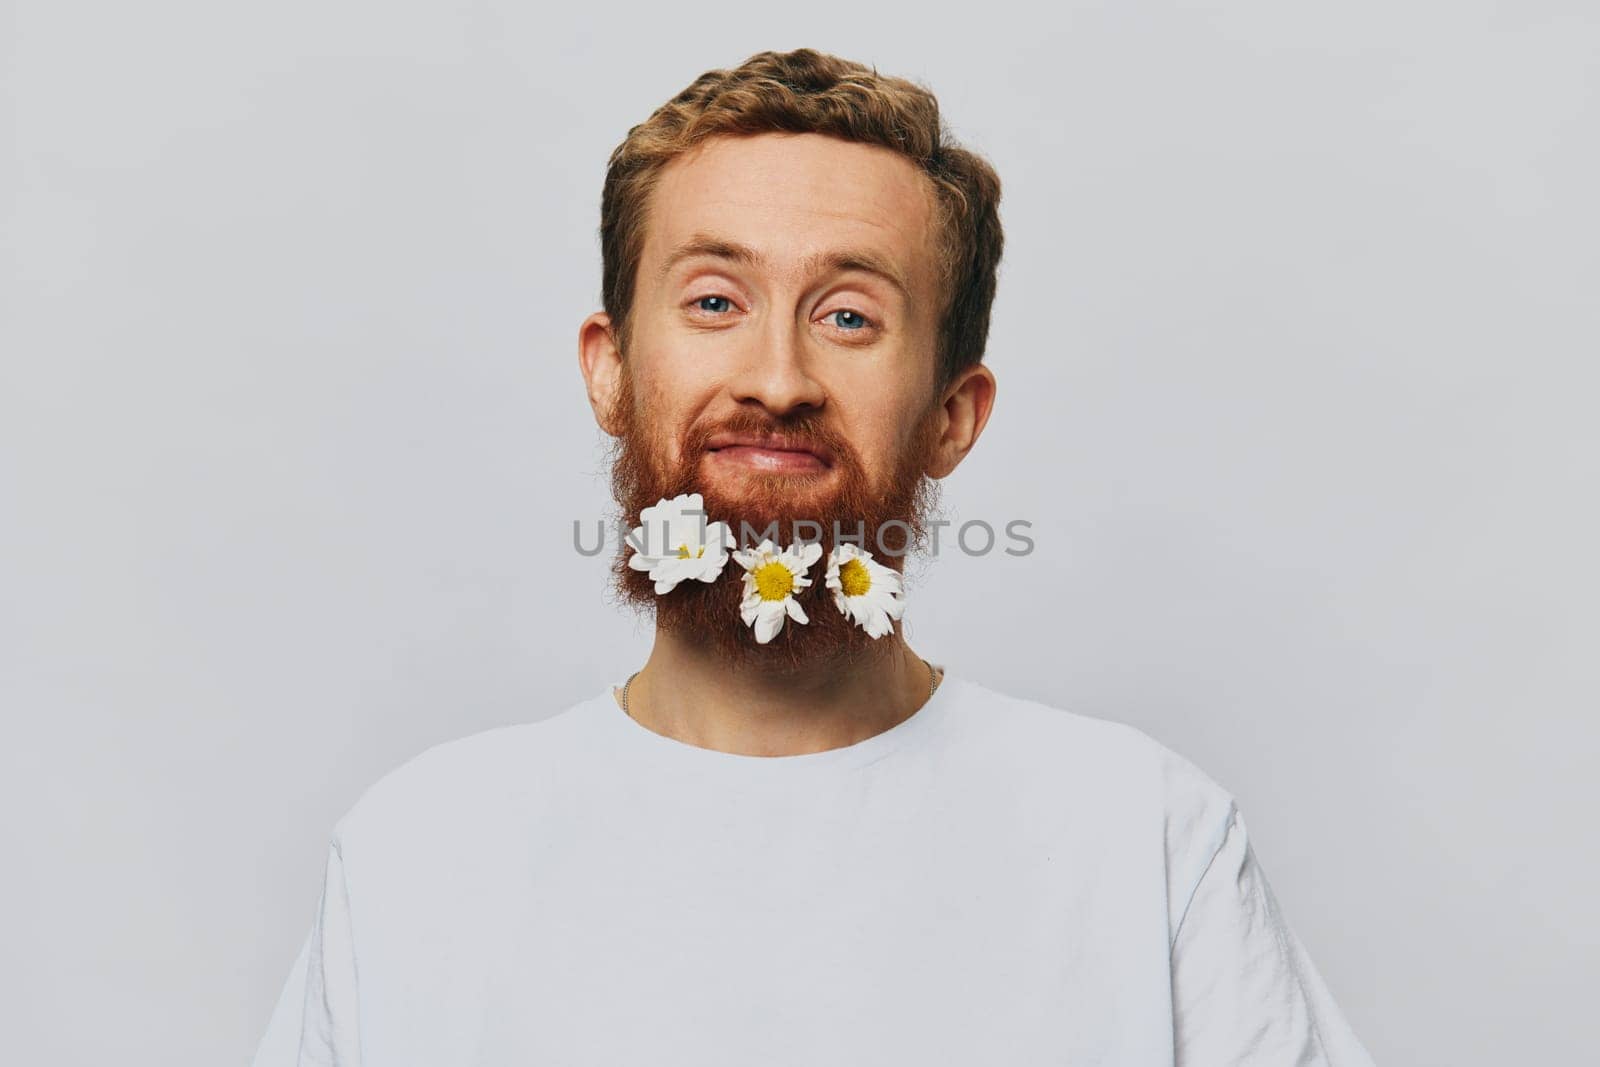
[
  {"x1": 946, "y1": 674, "x2": 1237, "y2": 809},
  {"x1": 328, "y1": 690, "x2": 605, "y2": 850},
  {"x1": 945, "y1": 673, "x2": 1240, "y2": 902}
]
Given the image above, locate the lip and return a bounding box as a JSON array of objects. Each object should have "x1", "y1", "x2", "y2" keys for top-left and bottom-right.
[{"x1": 703, "y1": 431, "x2": 835, "y2": 472}]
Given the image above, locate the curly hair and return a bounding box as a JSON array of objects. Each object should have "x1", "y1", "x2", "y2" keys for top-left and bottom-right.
[{"x1": 598, "y1": 47, "x2": 1004, "y2": 392}]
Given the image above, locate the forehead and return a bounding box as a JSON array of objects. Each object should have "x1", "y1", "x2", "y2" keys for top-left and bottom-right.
[{"x1": 641, "y1": 132, "x2": 939, "y2": 298}]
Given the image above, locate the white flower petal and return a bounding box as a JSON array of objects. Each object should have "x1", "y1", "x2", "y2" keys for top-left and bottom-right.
[
  {"x1": 705, "y1": 520, "x2": 735, "y2": 553},
  {"x1": 753, "y1": 607, "x2": 785, "y2": 644},
  {"x1": 647, "y1": 557, "x2": 690, "y2": 584}
]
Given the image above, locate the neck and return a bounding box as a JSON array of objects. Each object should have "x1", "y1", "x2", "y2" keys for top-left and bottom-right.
[{"x1": 617, "y1": 625, "x2": 937, "y2": 757}]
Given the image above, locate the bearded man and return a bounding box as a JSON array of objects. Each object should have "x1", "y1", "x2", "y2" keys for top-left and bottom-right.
[{"x1": 252, "y1": 48, "x2": 1377, "y2": 1067}]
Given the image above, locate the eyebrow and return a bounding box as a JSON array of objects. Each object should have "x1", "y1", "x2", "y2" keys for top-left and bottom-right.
[{"x1": 655, "y1": 232, "x2": 913, "y2": 306}]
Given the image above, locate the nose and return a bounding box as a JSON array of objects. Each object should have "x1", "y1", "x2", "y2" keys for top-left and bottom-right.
[{"x1": 726, "y1": 318, "x2": 827, "y2": 418}]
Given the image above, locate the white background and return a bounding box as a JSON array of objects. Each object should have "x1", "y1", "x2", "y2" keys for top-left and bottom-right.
[{"x1": 3, "y1": 2, "x2": 1595, "y2": 1063}]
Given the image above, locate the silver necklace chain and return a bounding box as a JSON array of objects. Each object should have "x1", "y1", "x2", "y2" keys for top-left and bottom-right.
[{"x1": 620, "y1": 657, "x2": 943, "y2": 720}]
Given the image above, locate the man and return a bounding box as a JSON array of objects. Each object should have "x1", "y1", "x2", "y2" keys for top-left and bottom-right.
[{"x1": 252, "y1": 48, "x2": 1378, "y2": 1065}]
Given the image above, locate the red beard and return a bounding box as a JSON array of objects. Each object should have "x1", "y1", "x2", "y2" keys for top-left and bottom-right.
[{"x1": 605, "y1": 368, "x2": 944, "y2": 674}]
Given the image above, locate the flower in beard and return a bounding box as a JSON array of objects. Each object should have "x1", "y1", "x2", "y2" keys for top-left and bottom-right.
[
  {"x1": 626, "y1": 493, "x2": 734, "y2": 594},
  {"x1": 731, "y1": 538, "x2": 824, "y2": 644},
  {"x1": 605, "y1": 364, "x2": 945, "y2": 668},
  {"x1": 824, "y1": 543, "x2": 906, "y2": 639}
]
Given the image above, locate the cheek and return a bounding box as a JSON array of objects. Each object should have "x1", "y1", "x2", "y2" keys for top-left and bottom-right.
[
  {"x1": 634, "y1": 324, "x2": 730, "y2": 394},
  {"x1": 844, "y1": 412, "x2": 911, "y2": 481},
  {"x1": 630, "y1": 363, "x2": 713, "y2": 464}
]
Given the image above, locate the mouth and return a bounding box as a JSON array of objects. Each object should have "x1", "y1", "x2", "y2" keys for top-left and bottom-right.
[{"x1": 703, "y1": 431, "x2": 835, "y2": 474}]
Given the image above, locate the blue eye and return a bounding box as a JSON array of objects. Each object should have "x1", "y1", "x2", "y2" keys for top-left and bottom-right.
[
  {"x1": 695, "y1": 295, "x2": 734, "y2": 313},
  {"x1": 830, "y1": 309, "x2": 870, "y2": 330}
]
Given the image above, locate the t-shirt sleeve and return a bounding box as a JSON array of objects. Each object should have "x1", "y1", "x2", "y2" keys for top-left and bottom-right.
[
  {"x1": 250, "y1": 837, "x2": 365, "y2": 1067},
  {"x1": 1171, "y1": 805, "x2": 1378, "y2": 1066}
]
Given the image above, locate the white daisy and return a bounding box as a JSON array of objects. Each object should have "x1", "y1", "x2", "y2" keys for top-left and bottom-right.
[
  {"x1": 626, "y1": 493, "x2": 734, "y2": 594},
  {"x1": 731, "y1": 538, "x2": 824, "y2": 644},
  {"x1": 824, "y1": 543, "x2": 907, "y2": 639}
]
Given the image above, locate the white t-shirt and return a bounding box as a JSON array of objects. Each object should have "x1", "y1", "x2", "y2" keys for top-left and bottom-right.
[{"x1": 251, "y1": 669, "x2": 1377, "y2": 1065}]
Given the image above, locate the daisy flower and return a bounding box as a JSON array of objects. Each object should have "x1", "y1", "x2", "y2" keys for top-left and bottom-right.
[
  {"x1": 824, "y1": 543, "x2": 907, "y2": 639},
  {"x1": 626, "y1": 493, "x2": 734, "y2": 594},
  {"x1": 731, "y1": 538, "x2": 824, "y2": 644}
]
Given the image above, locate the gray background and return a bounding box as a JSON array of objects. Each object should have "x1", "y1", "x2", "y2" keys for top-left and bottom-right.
[{"x1": 3, "y1": 2, "x2": 1595, "y2": 1064}]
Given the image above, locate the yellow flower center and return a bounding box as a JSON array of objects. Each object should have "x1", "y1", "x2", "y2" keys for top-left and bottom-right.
[
  {"x1": 753, "y1": 560, "x2": 796, "y2": 601},
  {"x1": 676, "y1": 542, "x2": 705, "y2": 559},
  {"x1": 838, "y1": 557, "x2": 872, "y2": 597}
]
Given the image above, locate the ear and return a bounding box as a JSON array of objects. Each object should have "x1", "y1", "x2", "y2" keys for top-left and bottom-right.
[
  {"x1": 925, "y1": 363, "x2": 997, "y2": 479},
  {"x1": 578, "y1": 311, "x2": 626, "y2": 437}
]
